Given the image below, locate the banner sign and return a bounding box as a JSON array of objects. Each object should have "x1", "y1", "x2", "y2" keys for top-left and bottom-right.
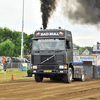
[
  {"x1": 73, "y1": 55, "x2": 100, "y2": 66},
  {"x1": 35, "y1": 31, "x2": 64, "y2": 37}
]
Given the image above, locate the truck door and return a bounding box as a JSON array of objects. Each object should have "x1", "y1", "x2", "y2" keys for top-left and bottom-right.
[{"x1": 66, "y1": 40, "x2": 73, "y2": 63}]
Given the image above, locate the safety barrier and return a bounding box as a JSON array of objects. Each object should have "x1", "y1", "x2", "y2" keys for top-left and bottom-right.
[{"x1": 7, "y1": 62, "x2": 31, "y2": 71}]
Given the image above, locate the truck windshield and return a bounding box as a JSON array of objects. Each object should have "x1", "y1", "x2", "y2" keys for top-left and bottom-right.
[{"x1": 33, "y1": 39, "x2": 65, "y2": 51}]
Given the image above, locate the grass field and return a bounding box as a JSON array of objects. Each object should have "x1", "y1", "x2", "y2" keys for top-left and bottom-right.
[{"x1": 0, "y1": 69, "x2": 34, "y2": 82}]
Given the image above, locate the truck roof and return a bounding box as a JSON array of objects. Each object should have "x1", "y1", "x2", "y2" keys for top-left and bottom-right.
[{"x1": 35, "y1": 28, "x2": 71, "y2": 32}]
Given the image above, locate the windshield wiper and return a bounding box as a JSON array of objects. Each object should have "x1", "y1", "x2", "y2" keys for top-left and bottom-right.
[{"x1": 40, "y1": 55, "x2": 55, "y2": 64}]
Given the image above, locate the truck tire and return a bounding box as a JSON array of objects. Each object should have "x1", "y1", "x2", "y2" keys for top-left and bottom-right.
[
  {"x1": 35, "y1": 74, "x2": 43, "y2": 82},
  {"x1": 80, "y1": 70, "x2": 85, "y2": 82},
  {"x1": 63, "y1": 68, "x2": 72, "y2": 83}
]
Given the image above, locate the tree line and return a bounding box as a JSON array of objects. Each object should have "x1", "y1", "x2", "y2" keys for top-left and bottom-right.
[{"x1": 0, "y1": 27, "x2": 34, "y2": 57}]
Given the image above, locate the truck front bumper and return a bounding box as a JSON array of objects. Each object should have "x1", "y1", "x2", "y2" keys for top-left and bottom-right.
[{"x1": 32, "y1": 65, "x2": 67, "y2": 74}]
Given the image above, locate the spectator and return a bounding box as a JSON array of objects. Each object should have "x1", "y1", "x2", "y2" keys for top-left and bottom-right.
[
  {"x1": 2, "y1": 57, "x2": 5, "y2": 65},
  {"x1": 1, "y1": 57, "x2": 5, "y2": 73},
  {"x1": 4, "y1": 58, "x2": 8, "y2": 74}
]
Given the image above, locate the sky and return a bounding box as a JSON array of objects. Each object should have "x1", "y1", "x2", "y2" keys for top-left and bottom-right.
[{"x1": 0, "y1": 0, "x2": 100, "y2": 47}]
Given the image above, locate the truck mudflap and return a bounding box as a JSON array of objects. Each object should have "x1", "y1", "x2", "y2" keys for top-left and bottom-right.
[
  {"x1": 83, "y1": 61, "x2": 93, "y2": 79},
  {"x1": 72, "y1": 61, "x2": 84, "y2": 79},
  {"x1": 73, "y1": 65, "x2": 84, "y2": 79}
]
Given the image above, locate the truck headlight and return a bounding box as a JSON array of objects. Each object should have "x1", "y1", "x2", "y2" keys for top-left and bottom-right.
[
  {"x1": 33, "y1": 65, "x2": 37, "y2": 69},
  {"x1": 59, "y1": 65, "x2": 64, "y2": 69},
  {"x1": 59, "y1": 65, "x2": 67, "y2": 69}
]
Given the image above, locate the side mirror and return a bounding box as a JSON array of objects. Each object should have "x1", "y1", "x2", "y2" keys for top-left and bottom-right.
[{"x1": 30, "y1": 42, "x2": 32, "y2": 49}]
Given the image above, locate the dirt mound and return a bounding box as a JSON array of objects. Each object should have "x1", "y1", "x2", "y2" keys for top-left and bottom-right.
[{"x1": 85, "y1": 77, "x2": 93, "y2": 81}]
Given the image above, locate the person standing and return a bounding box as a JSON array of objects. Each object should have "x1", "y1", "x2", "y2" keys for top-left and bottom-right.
[
  {"x1": 2, "y1": 57, "x2": 5, "y2": 66},
  {"x1": 1, "y1": 57, "x2": 5, "y2": 74},
  {"x1": 2, "y1": 57, "x2": 5, "y2": 64},
  {"x1": 4, "y1": 58, "x2": 8, "y2": 74}
]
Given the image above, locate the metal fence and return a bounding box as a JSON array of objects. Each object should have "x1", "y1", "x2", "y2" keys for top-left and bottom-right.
[{"x1": 7, "y1": 62, "x2": 31, "y2": 70}]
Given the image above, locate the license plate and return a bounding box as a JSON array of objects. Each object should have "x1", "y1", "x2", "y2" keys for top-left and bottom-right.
[{"x1": 44, "y1": 70, "x2": 52, "y2": 72}]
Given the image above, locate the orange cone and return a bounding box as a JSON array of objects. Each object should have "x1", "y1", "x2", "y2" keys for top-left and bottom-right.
[{"x1": 11, "y1": 74, "x2": 14, "y2": 80}]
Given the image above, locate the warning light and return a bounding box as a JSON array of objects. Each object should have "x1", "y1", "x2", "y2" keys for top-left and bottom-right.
[
  {"x1": 64, "y1": 65, "x2": 67, "y2": 68},
  {"x1": 59, "y1": 32, "x2": 63, "y2": 35},
  {"x1": 31, "y1": 65, "x2": 33, "y2": 68},
  {"x1": 36, "y1": 32, "x2": 40, "y2": 36}
]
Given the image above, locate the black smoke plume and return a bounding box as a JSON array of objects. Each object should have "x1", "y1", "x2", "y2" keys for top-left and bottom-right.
[
  {"x1": 63, "y1": 0, "x2": 100, "y2": 25},
  {"x1": 40, "y1": 0, "x2": 100, "y2": 29},
  {"x1": 40, "y1": 0, "x2": 56, "y2": 29}
]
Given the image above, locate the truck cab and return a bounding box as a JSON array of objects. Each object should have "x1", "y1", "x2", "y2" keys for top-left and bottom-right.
[{"x1": 31, "y1": 28, "x2": 85, "y2": 83}]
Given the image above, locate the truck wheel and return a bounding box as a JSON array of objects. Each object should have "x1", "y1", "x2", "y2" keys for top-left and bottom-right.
[
  {"x1": 35, "y1": 74, "x2": 43, "y2": 82},
  {"x1": 80, "y1": 70, "x2": 85, "y2": 82},
  {"x1": 63, "y1": 68, "x2": 72, "y2": 83}
]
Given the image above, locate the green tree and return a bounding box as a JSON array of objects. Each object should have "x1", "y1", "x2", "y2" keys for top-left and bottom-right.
[
  {"x1": 0, "y1": 27, "x2": 34, "y2": 56},
  {"x1": 12, "y1": 31, "x2": 21, "y2": 57},
  {"x1": 78, "y1": 48, "x2": 83, "y2": 54},
  {"x1": 0, "y1": 27, "x2": 4, "y2": 43},
  {"x1": 3, "y1": 27, "x2": 13, "y2": 41},
  {"x1": 23, "y1": 33, "x2": 34, "y2": 55},
  {"x1": 0, "y1": 39, "x2": 15, "y2": 56}
]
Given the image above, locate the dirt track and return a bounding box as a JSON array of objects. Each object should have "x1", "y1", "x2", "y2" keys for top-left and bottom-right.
[{"x1": 0, "y1": 78, "x2": 100, "y2": 100}]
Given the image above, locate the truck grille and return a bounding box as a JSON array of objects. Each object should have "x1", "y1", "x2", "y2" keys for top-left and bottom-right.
[
  {"x1": 41, "y1": 65, "x2": 55, "y2": 70},
  {"x1": 41, "y1": 55, "x2": 55, "y2": 64}
]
